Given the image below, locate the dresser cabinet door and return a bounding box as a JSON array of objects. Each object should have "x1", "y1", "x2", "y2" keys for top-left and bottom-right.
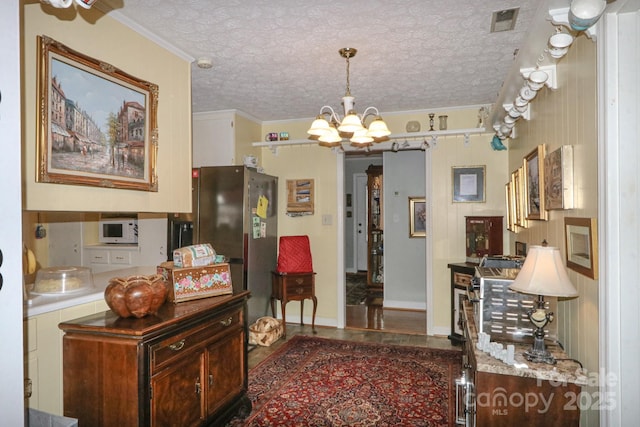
[
  {"x1": 151, "y1": 352, "x2": 206, "y2": 427},
  {"x1": 206, "y1": 330, "x2": 245, "y2": 415}
]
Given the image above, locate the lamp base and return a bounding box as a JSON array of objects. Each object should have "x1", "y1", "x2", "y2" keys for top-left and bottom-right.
[{"x1": 523, "y1": 334, "x2": 557, "y2": 365}]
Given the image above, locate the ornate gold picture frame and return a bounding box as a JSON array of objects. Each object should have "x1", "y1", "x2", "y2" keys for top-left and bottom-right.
[
  {"x1": 36, "y1": 35, "x2": 159, "y2": 191},
  {"x1": 409, "y1": 197, "x2": 426, "y2": 238}
]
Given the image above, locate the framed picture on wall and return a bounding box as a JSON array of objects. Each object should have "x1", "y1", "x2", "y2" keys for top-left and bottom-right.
[
  {"x1": 544, "y1": 145, "x2": 574, "y2": 210},
  {"x1": 36, "y1": 35, "x2": 159, "y2": 191},
  {"x1": 452, "y1": 165, "x2": 485, "y2": 203},
  {"x1": 511, "y1": 167, "x2": 527, "y2": 228},
  {"x1": 523, "y1": 145, "x2": 547, "y2": 220},
  {"x1": 565, "y1": 217, "x2": 598, "y2": 278},
  {"x1": 409, "y1": 197, "x2": 426, "y2": 237},
  {"x1": 515, "y1": 241, "x2": 527, "y2": 256}
]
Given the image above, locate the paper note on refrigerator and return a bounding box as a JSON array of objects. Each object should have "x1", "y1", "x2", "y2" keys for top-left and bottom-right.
[{"x1": 257, "y1": 195, "x2": 268, "y2": 218}]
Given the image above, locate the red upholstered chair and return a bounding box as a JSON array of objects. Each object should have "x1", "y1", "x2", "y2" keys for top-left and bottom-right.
[{"x1": 270, "y1": 235, "x2": 317, "y2": 337}]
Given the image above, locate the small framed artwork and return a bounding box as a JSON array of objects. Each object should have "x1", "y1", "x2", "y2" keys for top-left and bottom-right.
[
  {"x1": 515, "y1": 241, "x2": 527, "y2": 256},
  {"x1": 523, "y1": 145, "x2": 547, "y2": 220},
  {"x1": 452, "y1": 166, "x2": 485, "y2": 203},
  {"x1": 544, "y1": 145, "x2": 574, "y2": 210},
  {"x1": 564, "y1": 217, "x2": 598, "y2": 279},
  {"x1": 511, "y1": 167, "x2": 527, "y2": 228},
  {"x1": 409, "y1": 197, "x2": 426, "y2": 238},
  {"x1": 36, "y1": 35, "x2": 159, "y2": 191},
  {"x1": 505, "y1": 183, "x2": 514, "y2": 231}
]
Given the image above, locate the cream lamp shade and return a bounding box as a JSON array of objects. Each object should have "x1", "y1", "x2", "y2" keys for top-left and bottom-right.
[{"x1": 509, "y1": 245, "x2": 578, "y2": 297}]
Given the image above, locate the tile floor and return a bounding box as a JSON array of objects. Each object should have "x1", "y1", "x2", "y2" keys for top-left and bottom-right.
[{"x1": 247, "y1": 323, "x2": 459, "y2": 369}]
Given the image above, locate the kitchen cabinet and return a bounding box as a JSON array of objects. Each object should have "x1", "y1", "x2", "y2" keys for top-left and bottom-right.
[
  {"x1": 366, "y1": 165, "x2": 383, "y2": 289},
  {"x1": 24, "y1": 299, "x2": 110, "y2": 416},
  {"x1": 192, "y1": 111, "x2": 261, "y2": 167},
  {"x1": 83, "y1": 244, "x2": 139, "y2": 273},
  {"x1": 59, "y1": 292, "x2": 251, "y2": 427},
  {"x1": 192, "y1": 112, "x2": 235, "y2": 166}
]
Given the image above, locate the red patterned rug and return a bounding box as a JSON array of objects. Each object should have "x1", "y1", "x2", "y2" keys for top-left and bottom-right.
[{"x1": 228, "y1": 335, "x2": 461, "y2": 426}]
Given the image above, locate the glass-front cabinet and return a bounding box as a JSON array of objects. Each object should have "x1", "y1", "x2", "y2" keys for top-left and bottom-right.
[
  {"x1": 465, "y1": 216, "x2": 503, "y2": 263},
  {"x1": 366, "y1": 165, "x2": 383, "y2": 288}
]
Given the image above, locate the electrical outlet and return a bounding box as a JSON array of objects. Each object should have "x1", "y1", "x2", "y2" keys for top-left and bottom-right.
[{"x1": 322, "y1": 214, "x2": 332, "y2": 225}]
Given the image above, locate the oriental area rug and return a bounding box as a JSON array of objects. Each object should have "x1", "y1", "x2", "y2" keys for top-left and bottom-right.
[{"x1": 227, "y1": 335, "x2": 462, "y2": 426}]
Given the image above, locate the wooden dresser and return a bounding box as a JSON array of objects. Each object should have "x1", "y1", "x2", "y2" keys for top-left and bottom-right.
[{"x1": 59, "y1": 291, "x2": 251, "y2": 427}]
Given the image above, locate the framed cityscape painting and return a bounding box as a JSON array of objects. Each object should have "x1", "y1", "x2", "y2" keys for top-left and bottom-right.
[{"x1": 36, "y1": 35, "x2": 159, "y2": 191}]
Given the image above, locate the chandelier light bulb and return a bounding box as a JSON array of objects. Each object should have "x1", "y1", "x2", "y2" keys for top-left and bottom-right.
[
  {"x1": 307, "y1": 47, "x2": 390, "y2": 149},
  {"x1": 367, "y1": 117, "x2": 391, "y2": 138},
  {"x1": 307, "y1": 116, "x2": 331, "y2": 136}
]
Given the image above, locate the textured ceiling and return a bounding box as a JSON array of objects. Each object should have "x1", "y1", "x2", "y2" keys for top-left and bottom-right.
[{"x1": 102, "y1": 0, "x2": 543, "y2": 121}]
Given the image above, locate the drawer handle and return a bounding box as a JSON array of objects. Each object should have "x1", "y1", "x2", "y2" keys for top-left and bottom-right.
[
  {"x1": 295, "y1": 278, "x2": 304, "y2": 284},
  {"x1": 220, "y1": 317, "x2": 233, "y2": 327},
  {"x1": 168, "y1": 339, "x2": 185, "y2": 351},
  {"x1": 296, "y1": 287, "x2": 304, "y2": 294}
]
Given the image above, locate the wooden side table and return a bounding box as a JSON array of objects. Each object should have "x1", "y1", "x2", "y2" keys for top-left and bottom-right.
[{"x1": 270, "y1": 272, "x2": 317, "y2": 337}]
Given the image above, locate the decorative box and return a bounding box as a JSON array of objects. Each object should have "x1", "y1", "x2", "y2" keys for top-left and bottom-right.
[
  {"x1": 172, "y1": 243, "x2": 216, "y2": 268},
  {"x1": 157, "y1": 261, "x2": 233, "y2": 303}
]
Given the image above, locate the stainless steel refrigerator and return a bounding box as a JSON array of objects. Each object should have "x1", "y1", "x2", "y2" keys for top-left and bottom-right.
[{"x1": 167, "y1": 166, "x2": 278, "y2": 323}]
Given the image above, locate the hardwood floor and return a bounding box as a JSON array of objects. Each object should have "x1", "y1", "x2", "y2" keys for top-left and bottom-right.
[
  {"x1": 344, "y1": 273, "x2": 427, "y2": 335},
  {"x1": 247, "y1": 323, "x2": 458, "y2": 369},
  {"x1": 345, "y1": 304, "x2": 427, "y2": 335}
]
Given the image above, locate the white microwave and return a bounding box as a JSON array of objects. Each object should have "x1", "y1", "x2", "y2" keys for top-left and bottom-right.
[{"x1": 99, "y1": 219, "x2": 138, "y2": 244}]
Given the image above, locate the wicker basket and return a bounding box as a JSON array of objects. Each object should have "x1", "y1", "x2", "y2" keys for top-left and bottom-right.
[{"x1": 249, "y1": 317, "x2": 283, "y2": 347}]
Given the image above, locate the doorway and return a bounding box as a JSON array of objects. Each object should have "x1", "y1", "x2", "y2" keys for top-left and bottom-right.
[{"x1": 343, "y1": 154, "x2": 426, "y2": 334}]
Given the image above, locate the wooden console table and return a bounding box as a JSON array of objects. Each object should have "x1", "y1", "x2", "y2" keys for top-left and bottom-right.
[{"x1": 59, "y1": 292, "x2": 251, "y2": 427}]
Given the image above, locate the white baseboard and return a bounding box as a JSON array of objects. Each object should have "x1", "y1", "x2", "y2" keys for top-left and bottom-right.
[
  {"x1": 430, "y1": 325, "x2": 451, "y2": 337},
  {"x1": 383, "y1": 300, "x2": 427, "y2": 311}
]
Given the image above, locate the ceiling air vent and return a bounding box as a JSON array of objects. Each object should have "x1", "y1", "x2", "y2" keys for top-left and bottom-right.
[{"x1": 491, "y1": 8, "x2": 519, "y2": 32}]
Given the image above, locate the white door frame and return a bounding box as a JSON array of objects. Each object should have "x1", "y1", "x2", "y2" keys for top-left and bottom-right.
[
  {"x1": 599, "y1": 2, "x2": 640, "y2": 425},
  {"x1": 0, "y1": 2, "x2": 26, "y2": 424}
]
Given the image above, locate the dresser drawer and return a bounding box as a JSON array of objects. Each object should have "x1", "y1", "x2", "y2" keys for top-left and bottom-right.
[
  {"x1": 453, "y1": 272, "x2": 472, "y2": 287},
  {"x1": 284, "y1": 275, "x2": 313, "y2": 295},
  {"x1": 150, "y1": 310, "x2": 241, "y2": 372}
]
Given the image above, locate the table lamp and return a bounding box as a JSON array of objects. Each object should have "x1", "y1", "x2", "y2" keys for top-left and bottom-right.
[{"x1": 509, "y1": 245, "x2": 578, "y2": 364}]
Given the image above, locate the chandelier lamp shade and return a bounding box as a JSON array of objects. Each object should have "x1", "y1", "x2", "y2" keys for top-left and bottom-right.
[{"x1": 308, "y1": 48, "x2": 391, "y2": 148}]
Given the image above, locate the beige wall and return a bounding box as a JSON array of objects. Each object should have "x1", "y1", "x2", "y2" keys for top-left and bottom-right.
[
  {"x1": 506, "y1": 34, "x2": 599, "y2": 426},
  {"x1": 260, "y1": 110, "x2": 506, "y2": 332},
  {"x1": 23, "y1": 3, "x2": 192, "y2": 213},
  {"x1": 261, "y1": 142, "x2": 340, "y2": 325},
  {"x1": 431, "y1": 132, "x2": 509, "y2": 330}
]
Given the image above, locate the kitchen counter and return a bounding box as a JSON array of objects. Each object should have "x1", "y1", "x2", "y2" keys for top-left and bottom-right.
[
  {"x1": 463, "y1": 302, "x2": 587, "y2": 386},
  {"x1": 24, "y1": 266, "x2": 158, "y2": 318}
]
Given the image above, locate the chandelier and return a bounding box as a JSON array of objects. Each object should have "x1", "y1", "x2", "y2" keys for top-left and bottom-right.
[{"x1": 307, "y1": 48, "x2": 391, "y2": 148}]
